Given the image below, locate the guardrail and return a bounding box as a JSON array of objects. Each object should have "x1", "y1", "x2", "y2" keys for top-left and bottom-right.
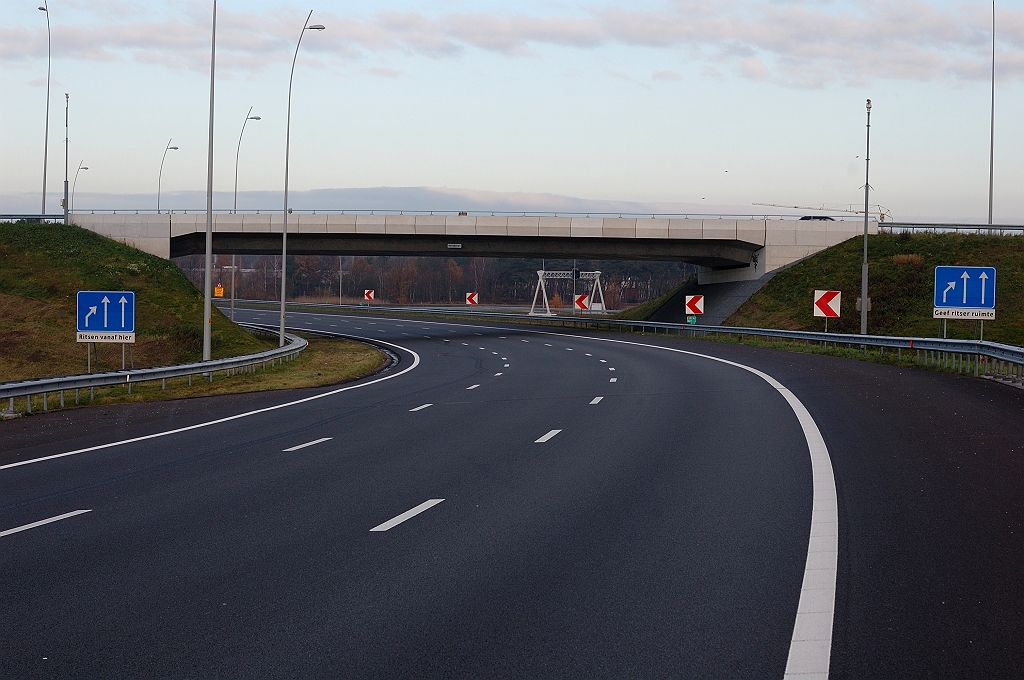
[
  {"x1": 882, "y1": 222, "x2": 1024, "y2": 236},
  {"x1": 0, "y1": 326, "x2": 307, "y2": 415},
  {"x1": 230, "y1": 299, "x2": 1024, "y2": 387}
]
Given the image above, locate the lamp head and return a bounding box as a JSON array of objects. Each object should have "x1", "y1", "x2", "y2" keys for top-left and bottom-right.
[
  {"x1": 169, "y1": 146, "x2": 179, "y2": 150},
  {"x1": 81, "y1": 166, "x2": 89, "y2": 170},
  {"x1": 307, "y1": 24, "x2": 325, "y2": 30},
  {"x1": 38, "y1": 6, "x2": 47, "y2": 11},
  {"x1": 866, "y1": 98, "x2": 872, "y2": 111},
  {"x1": 249, "y1": 116, "x2": 261, "y2": 120}
]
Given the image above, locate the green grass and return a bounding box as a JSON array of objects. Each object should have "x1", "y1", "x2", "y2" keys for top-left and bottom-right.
[
  {"x1": 0, "y1": 221, "x2": 273, "y2": 381},
  {"x1": 613, "y1": 281, "x2": 690, "y2": 321},
  {"x1": 726, "y1": 233, "x2": 1024, "y2": 345}
]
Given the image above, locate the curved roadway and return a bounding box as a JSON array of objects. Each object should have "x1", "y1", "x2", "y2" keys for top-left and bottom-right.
[{"x1": 1, "y1": 308, "x2": 1021, "y2": 678}]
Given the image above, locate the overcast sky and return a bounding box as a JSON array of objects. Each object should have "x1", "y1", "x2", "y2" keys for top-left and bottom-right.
[{"x1": 2, "y1": 0, "x2": 1023, "y2": 221}]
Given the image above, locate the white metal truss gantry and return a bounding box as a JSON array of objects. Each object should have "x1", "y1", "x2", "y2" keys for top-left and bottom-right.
[{"x1": 529, "y1": 269, "x2": 607, "y2": 316}]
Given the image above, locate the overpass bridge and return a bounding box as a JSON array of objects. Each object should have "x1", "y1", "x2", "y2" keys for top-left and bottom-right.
[{"x1": 70, "y1": 211, "x2": 876, "y2": 284}]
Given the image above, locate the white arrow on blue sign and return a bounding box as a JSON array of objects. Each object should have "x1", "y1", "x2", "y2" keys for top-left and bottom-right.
[
  {"x1": 77, "y1": 290, "x2": 136, "y2": 342},
  {"x1": 933, "y1": 266, "x2": 995, "y2": 319}
]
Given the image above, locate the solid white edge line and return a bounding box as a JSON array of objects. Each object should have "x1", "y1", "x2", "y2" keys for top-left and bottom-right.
[
  {"x1": 409, "y1": 403, "x2": 433, "y2": 412},
  {"x1": 1, "y1": 509, "x2": 92, "y2": 537},
  {"x1": 283, "y1": 437, "x2": 333, "y2": 452},
  {"x1": 589, "y1": 396, "x2": 603, "y2": 404},
  {"x1": 1, "y1": 333, "x2": 421, "y2": 472},
  {"x1": 534, "y1": 429, "x2": 561, "y2": 443},
  {"x1": 370, "y1": 499, "x2": 444, "y2": 532}
]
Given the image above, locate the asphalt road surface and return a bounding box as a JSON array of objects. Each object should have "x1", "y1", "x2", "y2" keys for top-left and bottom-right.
[{"x1": 2, "y1": 308, "x2": 1021, "y2": 678}]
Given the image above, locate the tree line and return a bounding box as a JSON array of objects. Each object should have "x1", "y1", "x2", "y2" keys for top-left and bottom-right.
[{"x1": 174, "y1": 254, "x2": 695, "y2": 309}]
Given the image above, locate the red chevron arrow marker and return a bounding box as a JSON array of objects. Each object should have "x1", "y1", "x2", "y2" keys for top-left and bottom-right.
[
  {"x1": 466, "y1": 292, "x2": 478, "y2": 305},
  {"x1": 685, "y1": 295, "x2": 704, "y2": 315},
  {"x1": 575, "y1": 294, "x2": 590, "y2": 310},
  {"x1": 813, "y1": 290, "x2": 841, "y2": 318},
  {"x1": 364, "y1": 289, "x2": 374, "y2": 301}
]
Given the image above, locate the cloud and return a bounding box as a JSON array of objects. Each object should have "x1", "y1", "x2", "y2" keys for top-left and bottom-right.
[
  {"x1": 652, "y1": 70, "x2": 682, "y2": 81},
  {"x1": 3, "y1": 1, "x2": 1022, "y2": 88}
]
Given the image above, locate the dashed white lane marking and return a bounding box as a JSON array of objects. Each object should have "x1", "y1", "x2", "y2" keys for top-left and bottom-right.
[
  {"x1": 589, "y1": 396, "x2": 603, "y2": 404},
  {"x1": 501, "y1": 357, "x2": 507, "y2": 360},
  {"x1": 1, "y1": 335, "x2": 422, "y2": 472},
  {"x1": 599, "y1": 359, "x2": 607, "y2": 363},
  {"x1": 408, "y1": 403, "x2": 433, "y2": 412},
  {"x1": 521, "y1": 339, "x2": 529, "y2": 342},
  {"x1": 504, "y1": 364, "x2": 510, "y2": 367},
  {"x1": 566, "y1": 348, "x2": 573, "y2": 350},
  {"x1": 499, "y1": 336, "x2": 506, "y2": 339},
  {"x1": 585, "y1": 353, "x2": 592, "y2": 356},
  {"x1": 1, "y1": 510, "x2": 92, "y2": 538},
  {"x1": 330, "y1": 324, "x2": 337, "y2": 327},
  {"x1": 283, "y1": 437, "x2": 333, "y2": 452},
  {"x1": 534, "y1": 429, "x2": 561, "y2": 443},
  {"x1": 462, "y1": 343, "x2": 469, "y2": 346},
  {"x1": 370, "y1": 499, "x2": 445, "y2": 532},
  {"x1": 609, "y1": 367, "x2": 616, "y2": 371},
  {"x1": 492, "y1": 351, "x2": 498, "y2": 354},
  {"x1": 494, "y1": 372, "x2": 503, "y2": 376},
  {"x1": 609, "y1": 377, "x2": 617, "y2": 382},
  {"x1": 544, "y1": 343, "x2": 552, "y2": 347},
  {"x1": 443, "y1": 339, "x2": 449, "y2": 342},
  {"x1": 466, "y1": 384, "x2": 480, "y2": 390}
]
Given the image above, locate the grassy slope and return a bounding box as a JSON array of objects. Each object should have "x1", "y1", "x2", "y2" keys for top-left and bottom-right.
[
  {"x1": 613, "y1": 281, "x2": 690, "y2": 321},
  {"x1": 1, "y1": 221, "x2": 272, "y2": 381},
  {"x1": 726, "y1": 233, "x2": 1024, "y2": 344}
]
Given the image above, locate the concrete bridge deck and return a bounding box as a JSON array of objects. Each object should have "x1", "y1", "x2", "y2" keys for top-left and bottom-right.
[{"x1": 71, "y1": 212, "x2": 876, "y2": 284}]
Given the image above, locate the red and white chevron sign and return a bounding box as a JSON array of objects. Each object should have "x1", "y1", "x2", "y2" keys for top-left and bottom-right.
[
  {"x1": 364, "y1": 289, "x2": 375, "y2": 301},
  {"x1": 685, "y1": 295, "x2": 704, "y2": 315},
  {"x1": 575, "y1": 294, "x2": 590, "y2": 310},
  {"x1": 466, "y1": 292, "x2": 478, "y2": 305},
  {"x1": 813, "y1": 290, "x2": 841, "y2": 317}
]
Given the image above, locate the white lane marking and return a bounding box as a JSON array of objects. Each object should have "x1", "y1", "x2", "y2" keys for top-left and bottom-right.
[
  {"x1": 544, "y1": 343, "x2": 552, "y2": 346},
  {"x1": 409, "y1": 403, "x2": 433, "y2": 412},
  {"x1": 499, "y1": 336, "x2": 506, "y2": 339},
  {"x1": 330, "y1": 324, "x2": 337, "y2": 327},
  {"x1": 609, "y1": 377, "x2": 617, "y2": 382},
  {"x1": 599, "y1": 359, "x2": 607, "y2": 363},
  {"x1": 521, "y1": 340, "x2": 529, "y2": 342},
  {"x1": 283, "y1": 437, "x2": 332, "y2": 452},
  {"x1": 501, "y1": 357, "x2": 507, "y2": 360},
  {"x1": 504, "y1": 364, "x2": 510, "y2": 367},
  {"x1": 494, "y1": 372, "x2": 503, "y2": 376},
  {"x1": 462, "y1": 343, "x2": 469, "y2": 346},
  {"x1": 585, "y1": 353, "x2": 592, "y2": 356},
  {"x1": 534, "y1": 429, "x2": 561, "y2": 443},
  {"x1": 492, "y1": 351, "x2": 498, "y2": 354},
  {"x1": 478, "y1": 347, "x2": 485, "y2": 350},
  {"x1": 402, "y1": 332, "x2": 410, "y2": 335},
  {"x1": 395, "y1": 324, "x2": 403, "y2": 327},
  {"x1": 474, "y1": 333, "x2": 482, "y2": 336},
  {"x1": 370, "y1": 498, "x2": 446, "y2": 531},
  {"x1": 1, "y1": 336, "x2": 421, "y2": 472},
  {"x1": 1, "y1": 510, "x2": 92, "y2": 538},
  {"x1": 608, "y1": 367, "x2": 616, "y2": 371},
  {"x1": 443, "y1": 339, "x2": 449, "y2": 342},
  {"x1": 466, "y1": 384, "x2": 480, "y2": 390},
  {"x1": 589, "y1": 396, "x2": 603, "y2": 404}
]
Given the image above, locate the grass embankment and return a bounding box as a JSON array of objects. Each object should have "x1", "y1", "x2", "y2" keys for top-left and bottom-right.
[
  {"x1": 613, "y1": 281, "x2": 689, "y2": 321},
  {"x1": 1, "y1": 221, "x2": 273, "y2": 381},
  {"x1": 1, "y1": 222, "x2": 386, "y2": 412},
  {"x1": 727, "y1": 233, "x2": 1024, "y2": 345}
]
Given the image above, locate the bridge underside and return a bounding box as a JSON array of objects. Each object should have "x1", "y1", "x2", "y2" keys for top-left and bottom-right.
[{"x1": 171, "y1": 232, "x2": 759, "y2": 269}]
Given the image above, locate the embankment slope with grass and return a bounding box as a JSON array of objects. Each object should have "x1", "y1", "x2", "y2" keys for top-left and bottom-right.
[
  {"x1": 726, "y1": 233, "x2": 1024, "y2": 345},
  {"x1": 1, "y1": 221, "x2": 272, "y2": 382}
]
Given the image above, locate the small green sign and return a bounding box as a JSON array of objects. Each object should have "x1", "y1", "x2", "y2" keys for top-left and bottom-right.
[{"x1": 686, "y1": 315, "x2": 698, "y2": 325}]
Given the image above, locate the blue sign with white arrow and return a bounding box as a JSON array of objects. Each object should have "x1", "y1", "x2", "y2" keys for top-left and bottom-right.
[
  {"x1": 77, "y1": 291, "x2": 136, "y2": 342},
  {"x1": 933, "y1": 266, "x2": 996, "y2": 319}
]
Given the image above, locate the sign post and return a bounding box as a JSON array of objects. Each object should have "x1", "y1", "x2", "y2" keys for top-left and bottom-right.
[{"x1": 813, "y1": 290, "x2": 841, "y2": 332}]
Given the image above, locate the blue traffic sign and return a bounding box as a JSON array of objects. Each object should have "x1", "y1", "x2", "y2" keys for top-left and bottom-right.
[
  {"x1": 933, "y1": 266, "x2": 996, "y2": 309},
  {"x1": 77, "y1": 291, "x2": 135, "y2": 333}
]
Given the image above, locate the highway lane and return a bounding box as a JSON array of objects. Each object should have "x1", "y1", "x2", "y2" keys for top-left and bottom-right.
[{"x1": 2, "y1": 308, "x2": 1021, "y2": 677}]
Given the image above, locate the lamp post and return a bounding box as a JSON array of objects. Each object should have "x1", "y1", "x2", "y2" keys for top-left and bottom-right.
[
  {"x1": 157, "y1": 139, "x2": 178, "y2": 213},
  {"x1": 231, "y1": 108, "x2": 260, "y2": 321},
  {"x1": 71, "y1": 162, "x2": 87, "y2": 214},
  {"x1": 279, "y1": 11, "x2": 325, "y2": 347},
  {"x1": 860, "y1": 98, "x2": 872, "y2": 336},
  {"x1": 202, "y1": 0, "x2": 218, "y2": 361},
  {"x1": 38, "y1": 3, "x2": 51, "y2": 215},
  {"x1": 63, "y1": 92, "x2": 69, "y2": 224},
  {"x1": 987, "y1": 0, "x2": 996, "y2": 226}
]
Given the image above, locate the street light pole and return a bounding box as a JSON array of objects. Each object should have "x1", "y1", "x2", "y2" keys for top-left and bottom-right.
[
  {"x1": 202, "y1": 0, "x2": 218, "y2": 362},
  {"x1": 157, "y1": 139, "x2": 178, "y2": 213},
  {"x1": 280, "y1": 11, "x2": 325, "y2": 347},
  {"x1": 39, "y1": 3, "x2": 51, "y2": 215},
  {"x1": 861, "y1": 98, "x2": 872, "y2": 336},
  {"x1": 987, "y1": 0, "x2": 996, "y2": 226},
  {"x1": 71, "y1": 162, "x2": 87, "y2": 214},
  {"x1": 63, "y1": 92, "x2": 69, "y2": 224},
  {"x1": 232, "y1": 107, "x2": 261, "y2": 321}
]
